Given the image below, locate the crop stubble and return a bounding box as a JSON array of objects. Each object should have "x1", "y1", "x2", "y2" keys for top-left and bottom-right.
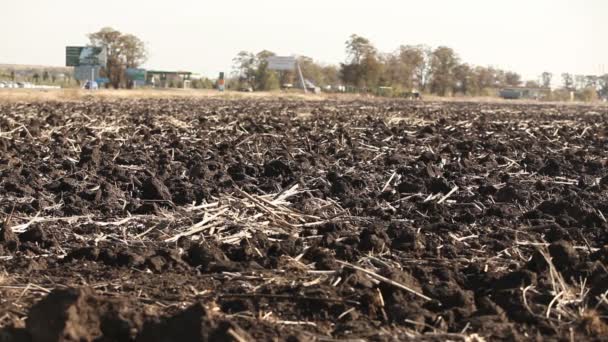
[{"x1": 0, "y1": 98, "x2": 607, "y2": 341}]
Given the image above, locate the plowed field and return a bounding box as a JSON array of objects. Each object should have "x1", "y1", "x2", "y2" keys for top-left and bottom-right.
[{"x1": 1, "y1": 99, "x2": 607, "y2": 341}]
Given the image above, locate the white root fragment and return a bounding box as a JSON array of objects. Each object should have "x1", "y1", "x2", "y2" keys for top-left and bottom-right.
[{"x1": 437, "y1": 186, "x2": 458, "y2": 204}]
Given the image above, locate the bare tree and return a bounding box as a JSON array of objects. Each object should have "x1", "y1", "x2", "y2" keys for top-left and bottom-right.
[
  {"x1": 232, "y1": 51, "x2": 256, "y2": 87},
  {"x1": 541, "y1": 72, "x2": 552, "y2": 89},
  {"x1": 561, "y1": 73, "x2": 574, "y2": 90}
]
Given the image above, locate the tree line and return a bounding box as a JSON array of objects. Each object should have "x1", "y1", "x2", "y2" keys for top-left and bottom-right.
[
  {"x1": 230, "y1": 34, "x2": 530, "y2": 95},
  {"x1": 55, "y1": 28, "x2": 608, "y2": 100},
  {"x1": 0, "y1": 66, "x2": 77, "y2": 87},
  {"x1": 230, "y1": 34, "x2": 608, "y2": 100}
]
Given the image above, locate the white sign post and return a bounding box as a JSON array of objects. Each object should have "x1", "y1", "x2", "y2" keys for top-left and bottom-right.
[
  {"x1": 266, "y1": 56, "x2": 307, "y2": 94},
  {"x1": 74, "y1": 65, "x2": 101, "y2": 81}
]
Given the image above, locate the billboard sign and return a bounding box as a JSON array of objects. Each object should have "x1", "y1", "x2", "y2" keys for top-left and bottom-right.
[
  {"x1": 66, "y1": 46, "x2": 107, "y2": 67},
  {"x1": 126, "y1": 68, "x2": 146, "y2": 81},
  {"x1": 267, "y1": 56, "x2": 296, "y2": 71},
  {"x1": 66, "y1": 47, "x2": 83, "y2": 67}
]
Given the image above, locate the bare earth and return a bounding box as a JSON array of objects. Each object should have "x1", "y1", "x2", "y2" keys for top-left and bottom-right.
[{"x1": 0, "y1": 96, "x2": 607, "y2": 341}]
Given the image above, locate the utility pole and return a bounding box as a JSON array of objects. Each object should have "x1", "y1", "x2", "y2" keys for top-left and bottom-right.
[{"x1": 297, "y1": 61, "x2": 307, "y2": 94}]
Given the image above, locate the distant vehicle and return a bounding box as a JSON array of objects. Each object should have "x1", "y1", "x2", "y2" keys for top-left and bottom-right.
[
  {"x1": 83, "y1": 80, "x2": 99, "y2": 90},
  {"x1": 0, "y1": 82, "x2": 5, "y2": 88},
  {"x1": 499, "y1": 87, "x2": 543, "y2": 100}
]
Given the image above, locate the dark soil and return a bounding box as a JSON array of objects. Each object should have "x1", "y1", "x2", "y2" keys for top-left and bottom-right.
[{"x1": 1, "y1": 98, "x2": 608, "y2": 341}]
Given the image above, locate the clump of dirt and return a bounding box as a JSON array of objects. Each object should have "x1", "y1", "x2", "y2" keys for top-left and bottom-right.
[
  {"x1": 0, "y1": 221, "x2": 19, "y2": 253},
  {"x1": 26, "y1": 288, "x2": 142, "y2": 342},
  {"x1": 141, "y1": 176, "x2": 172, "y2": 202}
]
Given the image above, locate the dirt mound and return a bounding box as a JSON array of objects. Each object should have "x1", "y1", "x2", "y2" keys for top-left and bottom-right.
[{"x1": 26, "y1": 288, "x2": 141, "y2": 342}]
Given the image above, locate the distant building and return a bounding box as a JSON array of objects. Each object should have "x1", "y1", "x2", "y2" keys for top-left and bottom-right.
[
  {"x1": 499, "y1": 87, "x2": 546, "y2": 100},
  {"x1": 146, "y1": 70, "x2": 192, "y2": 88}
]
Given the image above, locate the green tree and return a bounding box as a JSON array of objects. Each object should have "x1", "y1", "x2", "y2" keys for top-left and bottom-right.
[
  {"x1": 340, "y1": 34, "x2": 381, "y2": 89},
  {"x1": 88, "y1": 27, "x2": 147, "y2": 88},
  {"x1": 525, "y1": 80, "x2": 541, "y2": 88},
  {"x1": 504, "y1": 72, "x2": 522, "y2": 87},
  {"x1": 585, "y1": 75, "x2": 598, "y2": 89},
  {"x1": 254, "y1": 50, "x2": 279, "y2": 90},
  {"x1": 383, "y1": 45, "x2": 427, "y2": 91},
  {"x1": 259, "y1": 70, "x2": 280, "y2": 90},
  {"x1": 255, "y1": 63, "x2": 279, "y2": 90},
  {"x1": 474, "y1": 66, "x2": 495, "y2": 91},
  {"x1": 429, "y1": 46, "x2": 459, "y2": 96},
  {"x1": 231, "y1": 50, "x2": 280, "y2": 91},
  {"x1": 576, "y1": 87, "x2": 598, "y2": 102},
  {"x1": 494, "y1": 69, "x2": 506, "y2": 86},
  {"x1": 345, "y1": 34, "x2": 376, "y2": 64},
  {"x1": 322, "y1": 65, "x2": 340, "y2": 87},
  {"x1": 232, "y1": 51, "x2": 257, "y2": 88},
  {"x1": 359, "y1": 53, "x2": 382, "y2": 88},
  {"x1": 453, "y1": 63, "x2": 473, "y2": 95},
  {"x1": 549, "y1": 89, "x2": 572, "y2": 101},
  {"x1": 339, "y1": 63, "x2": 360, "y2": 88}
]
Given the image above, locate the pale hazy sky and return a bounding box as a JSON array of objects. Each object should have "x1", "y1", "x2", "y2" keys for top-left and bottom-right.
[{"x1": 1, "y1": 0, "x2": 606, "y2": 81}]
